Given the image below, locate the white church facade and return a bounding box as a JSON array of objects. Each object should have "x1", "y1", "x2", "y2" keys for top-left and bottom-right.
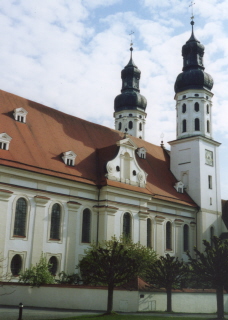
[{"x1": 1, "y1": 22, "x2": 227, "y2": 279}]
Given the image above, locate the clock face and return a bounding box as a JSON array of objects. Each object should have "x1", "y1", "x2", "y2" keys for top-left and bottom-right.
[{"x1": 205, "y1": 150, "x2": 213, "y2": 166}]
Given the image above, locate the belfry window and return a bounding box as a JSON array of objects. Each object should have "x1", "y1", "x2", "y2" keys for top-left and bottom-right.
[
  {"x1": 82, "y1": 209, "x2": 91, "y2": 243},
  {"x1": 208, "y1": 175, "x2": 212, "y2": 189},
  {"x1": 182, "y1": 104, "x2": 186, "y2": 113},
  {"x1": 11, "y1": 254, "x2": 22, "y2": 276},
  {"x1": 123, "y1": 212, "x2": 131, "y2": 239},
  {"x1": 13, "y1": 198, "x2": 27, "y2": 237},
  {"x1": 195, "y1": 118, "x2": 200, "y2": 131},
  {"x1": 183, "y1": 224, "x2": 189, "y2": 252},
  {"x1": 50, "y1": 203, "x2": 61, "y2": 240},
  {"x1": 128, "y1": 121, "x2": 133, "y2": 129},
  {"x1": 182, "y1": 119, "x2": 187, "y2": 133},
  {"x1": 166, "y1": 221, "x2": 172, "y2": 250},
  {"x1": 207, "y1": 120, "x2": 210, "y2": 133},
  {"x1": 147, "y1": 218, "x2": 152, "y2": 248},
  {"x1": 139, "y1": 123, "x2": 142, "y2": 131},
  {"x1": 194, "y1": 102, "x2": 199, "y2": 112},
  {"x1": 118, "y1": 122, "x2": 122, "y2": 130}
]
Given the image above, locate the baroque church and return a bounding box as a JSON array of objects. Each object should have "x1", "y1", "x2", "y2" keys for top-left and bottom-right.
[{"x1": 1, "y1": 21, "x2": 227, "y2": 278}]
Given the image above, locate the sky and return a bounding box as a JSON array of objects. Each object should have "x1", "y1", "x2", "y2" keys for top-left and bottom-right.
[{"x1": 1, "y1": 0, "x2": 228, "y2": 198}]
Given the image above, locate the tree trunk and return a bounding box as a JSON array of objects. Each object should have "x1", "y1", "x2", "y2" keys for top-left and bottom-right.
[
  {"x1": 107, "y1": 282, "x2": 114, "y2": 314},
  {"x1": 216, "y1": 286, "x2": 224, "y2": 319},
  {"x1": 166, "y1": 288, "x2": 172, "y2": 312}
]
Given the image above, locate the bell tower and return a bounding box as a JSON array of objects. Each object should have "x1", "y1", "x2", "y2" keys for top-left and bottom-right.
[
  {"x1": 169, "y1": 21, "x2": 222, "y2": 249},
  {"x1": 114, "y1": 47, "x2": 147, "y2": 139}
]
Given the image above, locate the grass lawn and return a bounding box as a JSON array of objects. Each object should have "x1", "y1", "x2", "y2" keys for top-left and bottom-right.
[{"x1": 50, "y1": 315, "x2": 220, "y2": 320}]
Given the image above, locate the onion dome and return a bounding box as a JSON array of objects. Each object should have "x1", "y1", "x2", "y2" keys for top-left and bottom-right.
[
  {"x1": 114, "y1": 47, "x2": 147, "y2": 112},
  {"x1": 174, "y1": 21, "x2": 213, "y2": 93}
]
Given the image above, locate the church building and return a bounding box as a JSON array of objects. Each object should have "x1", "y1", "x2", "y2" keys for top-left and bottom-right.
[{"x1": 1, "y1": 22, "x2": 227, "y2": 278}]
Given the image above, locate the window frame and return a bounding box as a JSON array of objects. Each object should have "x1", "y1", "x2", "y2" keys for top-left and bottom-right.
[
  {"x1": 147, "y1": 218, "x2": 152, "y2": 248},
  {"x1": 81, "y1": 208, "x2": 92, "y2": 243},
  {"x1": 182, "y1": 119, "x2": 187, "y2": 133},
  {"x1": 50, "y1": 203, "x2": 61, "y2": 241},
  {"x1": 166, "y1": 221, "x2": 172, "y2": 250},
  {"x1": 48, "y1": 202, "x2": 64, "y2": 243},
  {"x1": 183, "y1": 224, "x2": 189, "y2": 252},
  {"x1": 123, "y1": 212, "x2": 132, "y2": 240},
  {"x1": 11, "y1": 197, "x2": 30, "y2": 240}
]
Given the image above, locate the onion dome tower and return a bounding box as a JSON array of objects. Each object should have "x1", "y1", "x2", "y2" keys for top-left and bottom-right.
[
  {"x1": 174, "y1": 21, "x2": 214, "y2": 139},
  {"x1": 169, "y1": 20, "x2": 222, "y2": 250},
  {"x1": 114, "y1": 47, "x2": 147, "y2": 139}
]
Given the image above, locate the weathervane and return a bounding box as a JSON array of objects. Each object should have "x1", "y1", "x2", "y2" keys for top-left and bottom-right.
[{"x1": 189, "y1": 1, "x2": 195, "y2": 23}]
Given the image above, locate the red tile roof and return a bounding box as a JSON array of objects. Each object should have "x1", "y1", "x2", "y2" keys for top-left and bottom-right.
[{"x1": 0, "y1": 89, "x2": 196, "y2": 208}]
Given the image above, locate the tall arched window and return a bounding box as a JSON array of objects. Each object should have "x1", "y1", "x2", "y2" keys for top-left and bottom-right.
[
  {"x1": 82, "y1": 209, "x2": 91, "y2": 243},
  {"x1": 118, "y1": 122, "x2": 122, "y2": 130},
  {"x1": 195, "y1": 118, "x2": 200, "y2": 131},
  {"x1": 49, "y1": 256, "x2": 58, "y2": 275},
  {"x1": 123, "y1": 212, "x2": 131, "y2": 239},
  {"x1": 147, "y1": 218, "x2": 152, "y2": 248},
  {"x1": 50, "y1": 203, "x2": 61, "y2": 240},
  {"x1": 139, "y1": 123, "x2": 142, "y2": 131},
  {"x1": 13, "y1": 198, "x2": 27, "y2": 237},
  {"x1": 182, "y1": 104, "x2": 186, "y2": 113},
  {"x1": 183, "y1": 224, "x2": 189, "y2": 252},
  {"x1": 207, "y1": 104, "x2": 209, "y2": 114},
  {"x1": 194, "y1": 102, "x2": 199, "y2": 112},
  {"x1": 166, "y1": 221, "x2": 172, "y2": 250},
  {"x1": 128, "y1": 121, "x2": 133, "y2": 129},
  {"x1": 11, "y1": 254, "x2": 22, "y2": 276},
  {"x1": 207, "y1": 120, "x2": 210, "y2": 133},
  {"x1": 182, "y1": 119, "x2": 187, "y2": 133},
  {"x1": 210, "y1": 226, "x2": 214, "y2": 247}
]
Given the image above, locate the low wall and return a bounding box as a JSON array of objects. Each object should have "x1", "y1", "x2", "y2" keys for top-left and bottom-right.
[
  {"x1": 0, "y1": 284, "x2": 138, "y2": 312},
  {"x1": 1, "y1": 284, "x2": 228, "y2": 314}
]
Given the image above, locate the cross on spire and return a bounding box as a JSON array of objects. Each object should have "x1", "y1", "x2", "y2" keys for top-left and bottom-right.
[{"x1": 189, "y1": 1, "x2": 195, "y2": 22}]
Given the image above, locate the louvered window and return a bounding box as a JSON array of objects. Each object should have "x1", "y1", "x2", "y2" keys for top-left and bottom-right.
[
  {"x1": 13, "y1": 198, "x2": 27, "y2": 237},
  {"x1": 50, "y1": 203, "x2": 61, "y2": 240}
]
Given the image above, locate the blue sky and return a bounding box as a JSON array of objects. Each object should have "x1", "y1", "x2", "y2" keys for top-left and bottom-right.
[{"x1": 1, "y1": 0, "x2": 228, "y2": 198}]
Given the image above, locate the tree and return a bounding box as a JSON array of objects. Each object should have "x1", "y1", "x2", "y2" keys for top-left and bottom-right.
[
  {"x1": 78, "y1": 237, "x2": 156, "y2": 314},
  {"x1": 187, "y1": 236, "x2": 228, "y2": 319},
  {"x1": 19, "y1": 255, "x2": 54, "y2": 287},
  {"x1": 146, "y1": 253, "x2": 188, "y2": 312}
]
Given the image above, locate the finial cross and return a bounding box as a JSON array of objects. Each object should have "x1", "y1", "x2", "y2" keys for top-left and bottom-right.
[
  {"x1": 129, "y1": 31, "x2": 134, "y2": 47},
  {"x1": 189, "y1": 1, "x2": 195, "y2": 21}
]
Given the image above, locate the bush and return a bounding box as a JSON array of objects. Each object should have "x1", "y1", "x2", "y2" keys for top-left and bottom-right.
[
  {"x1": 57, "y1": 271, "x2": 80, "y2": 285},
  {"x1": 19, "y1": 255, "x2": 54, "y2": 287}
]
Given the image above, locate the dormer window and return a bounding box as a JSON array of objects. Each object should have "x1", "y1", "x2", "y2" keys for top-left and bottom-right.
[
  {"x1": 137, "y1": 147, "x2": 146, "y2": 159},
  {"x1": 62, "y1": 151, "x2": 76, "y2": 166},
  {"x1": 0, "y1": 133, "x2": 12, "y2": 150},
  {"x1": 174, "y1": 181, "x2": 184, "y2": 193},
  {"x1": 13, "y1": 108, "x2": 28, "y2": 123}
]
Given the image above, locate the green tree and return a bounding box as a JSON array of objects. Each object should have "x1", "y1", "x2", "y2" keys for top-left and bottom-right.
[
  {"x1": 78, "y1": 237, "x2": 156, "y2": 314},
  {"x1": 146, "y1": 253, "x2": 189, "y2": 312},
  {"x1": 187, "y1": 236, "x2": 228, "y2": 319},
  {"x1": 19, "y1": 255, "x2": 54, "y2": 287}
]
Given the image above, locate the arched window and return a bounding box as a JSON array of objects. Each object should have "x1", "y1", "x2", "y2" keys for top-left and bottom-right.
[
  {"x1": 147, "y1": 219, "x2": 152, "y2": 248},
  {"x1": 207, "y1": 104, "x2": 209, "y2": 114},
  {"x1": 210, "y1": 226, "x2": 214, "y2": 247},
  {"x1": 207, "y1": 120, "x2": 210, "y2": 133},
  {"x1": 195, "y1": 118, "x2": 200, "y2": 131},
  {"x1": 50, "y1": 203, "x2": 61, "y2": 240},
  {"x1": 82, "y1": 209, "x2": 91, "y2": 243},
  {"x1": 194, "y1": 102, "x2": 199, "y2": 112},
  {"x1": 166, "y1": 221, "x2": 172, "y2": 250},
  {"x1": 13, "y1": 198, "x2": 27, "y2": 237},
  {"x1": 49, "y1": 256, "x2": 58, "y2": 275},
  {"x1": 182, "y1": 104, "x2": 186, "y2": 113},
  {"x1": 139, "y1": 123, "x2": 142, "y2": 131},
  {"x1": 118, "y1": 122, "x2": 122, "y2": 130},
  {"x1": 123, "y1": 212, "x2": 131, "y2": 239},
  {"x1": 182, "y1": 119, "x2": 187, "y2": 133},
  {"x1": 183, "y1": 224, "x2": 189, "y2": 252},
  {"x1": 128, "y1": 121, "x2": 133, "y2": 129},
  {"x1": 11, "y1": 254, "x2": 22, "y2": 276}
]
